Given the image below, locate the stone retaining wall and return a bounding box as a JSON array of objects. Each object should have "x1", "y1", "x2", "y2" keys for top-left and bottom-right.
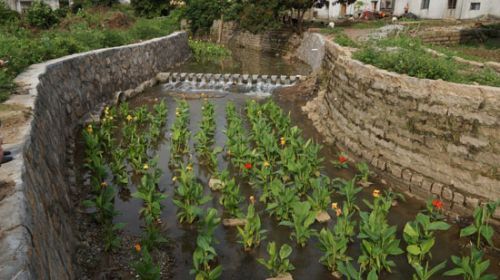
[
  {"x1": 413, "y1": 26, "x2": 500, "y2": 45},
  {"x1": 0, "y1": 32, "x2": 191, "y2": 279},
  {"x1": 299, "y1": 33, "x2": 500, "y2": 218},
  {"x1": 210, "y1": 20, "x2": 295, "y2": 53}
]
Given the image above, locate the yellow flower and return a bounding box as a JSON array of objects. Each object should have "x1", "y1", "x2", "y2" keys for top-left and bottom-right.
[
  {"x1": 100, "y1": 182, "x2": 108, "y2": 188},
  {"x1": 249, "y1": 196, "x2": 255, "y2": 204},
  {"x1": 372, "y1": 189, "x2": 380, "y2": 198},
  {"x1": 86, "y1": 124, "x2": 93, "y2": 134},
  {"x1": 109, "y1": 116, "x2": 113, "y2": 121},
  {"x1": 263, "y1": 161, "x2": 270, "y2": 167},
  {"x1": 186, "y1": 165, "x2": 193, "y2": 172},
  {"x1": 126, "y1": 114, "x2": 133, "y2": 121},
  {"x1": 331, "y1": 202, "x2": 338, "y2": 210},
  {"x1": 143, "y1": 164, "x2": 149, "y2": 170},
  {"x1": 133, "y1": 116, "x2": 138, "y2": 121},
  {"x1": 280, "y1": 137, "x2": 286, "y2": 146},
  {"x1": 134, "y1": 243, "x2": 141, "y2": 253},
  {"x1": 172, "y1": 176, "x2": 177, "y2": 182},
  {"x1": 336, "y1": 208, "x2": 342, "y2": 217},
  {"x1": 227, "y1": 150, "x2": 232, "y2": 156}
]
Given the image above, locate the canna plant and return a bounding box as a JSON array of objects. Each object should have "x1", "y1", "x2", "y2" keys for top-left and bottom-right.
[
  {"x1": 307, "y1": 176, "x2": 332, "y2": 213},
  {"x1": 335, "y1": 178, "x2": 362, "y2": 214},
  {"x1": 460, "y1": 200, "x2": 499, "y2": 248},
  {"x1": 172, "y1": 163, "x2": 212, "y2": 224},
  {"x1": 132, "y1": 161, "x2": 166, "y2": 225},
  {"x1": 83, "y1": 182, "x2": 118, "y2": 224},
  {"x1": 403, "y1": 213, "x2": 450, "y2": 280},
  {"x1": 356, "y1": 162, "x2": 372, "y2": 186},
  {"x1": 171, "y1": 99, "x2": 191, "y2": 157},
  {"x1": 219, "y1": 177, "x2": 244, "y2": 218},
  {"x1": 444, "y1": 245, "x2": 497, "y2": 280},
  {"x1": 103, "y1": 222, "x2": 125, "y2": 252},
  {"x1": 338, "y1": 260, "x2": 379, "y2": 280},
  {"x1": 317, "y1": 227, "x2": 351, "y2": 274},
  {"x1": 357, "y1": 191, "x2": 404, "y2": 275},
  {"x1": 191, "y1": 234, "x2": 223, "y2": 280},
  {"x1": 237, "y1": 201, "x2": 267, "y2": 251},
  {"x1": 333, "y1": 203, "x2": 357, "y2": 242},
  {"x1": 257, "y1": 242, "x2": 295, "y2": 278},
  {"x1": 195, "y1": 101, "x2": 216, "y2": 160},
  {"x1": 109, "y1": 147, "x2": 129, "y2": 185},
  {"x1": 279, "y1": 201, "x2": 317, "y2": 247},
  {"x1": 191, "y1": 208, "x2": 222, "y2": 280},
  {"x1": 133, "y1": 245, "x2": 161, "y2": 280},
  {"x1": 266, "y1": 179, "x2": 300, "y2": 222}
]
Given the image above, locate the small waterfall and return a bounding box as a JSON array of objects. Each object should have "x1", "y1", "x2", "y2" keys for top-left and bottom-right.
[{"x1": 157, "y1": 72, "x2": 305, "y2": 97}]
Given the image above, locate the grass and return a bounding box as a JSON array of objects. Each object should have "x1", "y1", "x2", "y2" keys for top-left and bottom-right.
[
  {"x1": 353, "y1": 35, "x2": 500, "y2": 87},
  {"x1": 319, "y1": 27, "x2": 358, "y2": 48},
  {"x1": 427, "y1": 38, "x2": 500, "y2": 63},
  {"x1": 0, "y1": 5, "x2": 181, "y2": 102}
]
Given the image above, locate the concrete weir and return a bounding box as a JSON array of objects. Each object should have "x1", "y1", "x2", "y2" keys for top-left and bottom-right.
[{"x1": 157, "y1": 72, "x2": 305, "y2": 86}]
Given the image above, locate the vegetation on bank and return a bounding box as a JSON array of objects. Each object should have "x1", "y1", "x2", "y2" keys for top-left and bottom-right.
[
  {"x1": 0, "y1": 1, "x2": 183, "y2": 102},
  {"x1": 352, "y1": 35, "x2": 500, "y2": 87}
]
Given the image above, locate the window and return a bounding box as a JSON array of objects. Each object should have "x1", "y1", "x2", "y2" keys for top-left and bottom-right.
[
  {"x1": 470, "y1": 2, "x2": 481, "y2": 10},
  {"x1": 421, "y1": 0, "x2": 430, "y2": 9},
  {"x1": 448, "y1": 0, "x2": 457, "y2": 9}
]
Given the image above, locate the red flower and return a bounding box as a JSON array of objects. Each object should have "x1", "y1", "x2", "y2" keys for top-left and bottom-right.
[
  {"x1": 339, "y1": 156, "x2": 348, "y2": 164},
  {"x1": 432, "y1": 199, "x2": 443, "y2": 209},
  {"x1": 244, "y1": 163, "x2": 252, "y2": 170}
]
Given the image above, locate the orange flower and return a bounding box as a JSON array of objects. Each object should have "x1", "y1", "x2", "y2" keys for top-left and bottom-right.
[
  {"x1": 134, "y1": 243, "x2": 141, "y2": 253},
  {"x1": 335, "y1": 208, "x2": 342, "y2": 217},
  {"x1": 432, "y1": 199, "x2": 443, "y2": 209},
  {"x1": 372, "y1": 189, "x2": 380, "y2": 198}
]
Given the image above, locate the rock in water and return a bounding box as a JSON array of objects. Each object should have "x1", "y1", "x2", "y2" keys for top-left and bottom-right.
[
  {"x1": 267, "y1": 273, "x2": 293, "y2": 280},
  {"x1": 222, "y1": 218, "x2": 247, "y2": 227},
  {"x1": 315, "y1": 211, "x2": 331, "y2": 223},
  {"x1": 208, "y1": 178, "x2": 225, "y2": 191}
]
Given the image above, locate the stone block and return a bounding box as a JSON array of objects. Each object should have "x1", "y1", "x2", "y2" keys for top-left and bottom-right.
[
  {"x1": 442, "y1": 187, "x2": 453, "y2": 201},
  {"x1": 421, "y1": 179, "x2": 433, "y2": 191},
  {"x1": 431, "y1": 182, "x2": 443, "y2": 195},
  {"x1": 453, "y1": 192, "x2": 465, "y2": 206},
  {"x1": 387, "y1": 162, "x2": 403, "y2": 178},
  {"x1": 402, "y1": 169, "x2": 412, "y2": 182},
  {"x1": 410, "y1": 173, "x2": 424, "y2": 187},
  {"x1": 465, "y1": 197, "x2": 479, "y2": 209}
]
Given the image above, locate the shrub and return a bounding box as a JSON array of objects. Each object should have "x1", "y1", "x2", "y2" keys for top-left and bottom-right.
[
  {"x1": 131, "y1": 0, "x2": 171, "y2": 18},
  {"x1": 183, "y1": 0, "x2": 222, "y2": 33},
  {"x1": 239, "y1": 1, "x2": 282, "y2": 34},
  {"x1": 188, "y1": 39, "x2": 230, "y2": 63},
  {"x1": 0, "y1": 0, "x2": 20, "y2": 24},
  {"x1": 25, "y1": 1, "x2": 59, "y2": 29}
]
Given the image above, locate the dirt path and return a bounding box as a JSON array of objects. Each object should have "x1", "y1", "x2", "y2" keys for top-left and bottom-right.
[{"x1": 0, "y1": 103, "x2": 31, "y2": 144}]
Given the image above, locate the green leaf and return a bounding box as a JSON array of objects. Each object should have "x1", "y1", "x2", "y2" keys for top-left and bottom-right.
[
  {"x1": 279, "y1": 244, "x2": 293, "y2": 259},
  {"x1": 404, "y1": 223, "x2": 419, "y2": 238},
  {"x1": 367, "y1": 269, "x2": 379, "y2": 280},
  {"x1": 460, "y1": 225, "x2": 477, "y2": 237},
  {"x1": 407, "y1": 245, "x2": 421, "y2": 255},
  {"x1": 481, "y1": 226, "x2": 494, "y2": 246},
  {"x1": 443, "y1": 267, "x2": 465, "y2": 276},
  {"x1": 428, "y1": 221, "x2": 451, "y2": 231}
]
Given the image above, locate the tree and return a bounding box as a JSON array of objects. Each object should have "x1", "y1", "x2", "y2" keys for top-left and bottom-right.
[
  {"x1": 131, "y1": 0, "x2": 171, "y2": 18},
  {"x1": 284, "y1": 0, "x2": 327, "y2": 34}
]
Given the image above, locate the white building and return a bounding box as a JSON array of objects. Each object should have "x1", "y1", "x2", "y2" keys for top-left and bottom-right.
[
  {"x1": 312, "y1": 0, "x2": 391, "y2": 20},
  {"x1": 393, "y1": 0, "x2": 500, "y2": 19},
  {"x1": 6, "y1": 0, "x2": 62, "y2": 12}
]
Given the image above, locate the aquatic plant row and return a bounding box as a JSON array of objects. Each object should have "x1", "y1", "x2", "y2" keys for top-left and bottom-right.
[{"x1": 81, "y1": 98, "x2": 499, "y2": 280}]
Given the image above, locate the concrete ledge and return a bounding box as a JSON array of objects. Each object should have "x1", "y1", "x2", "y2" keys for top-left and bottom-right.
[{"x1": 0, "y1": 32, "x2": 191, "y2": 279}]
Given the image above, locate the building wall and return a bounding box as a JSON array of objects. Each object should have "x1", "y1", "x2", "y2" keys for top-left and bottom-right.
[
  {"x1": 7, "y1": 0, "x2": 60, "y2": 12},
  {"x1": 312, "y1": 0, "x2": 381, "y2": 20},
  {"x1": 394, "y1": 0, "x2": 498, "y2": 19}
]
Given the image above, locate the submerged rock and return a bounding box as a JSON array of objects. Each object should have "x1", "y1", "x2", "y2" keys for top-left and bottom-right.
[
  {"x1": 267, "y1": 273, "x2": 293, "y2": 280},
  {"x1": 208, "y1": 178, "x2": 225, "y2": 191},
  {"x1": 222, "y1": 218, "x2": 247, "y2": 227},
  {"x1": 315, "y1": 211, "x2": 331, "y2": 223}
]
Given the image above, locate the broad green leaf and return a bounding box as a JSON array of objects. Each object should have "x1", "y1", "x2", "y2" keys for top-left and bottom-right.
[
  {"x1": 407, "y1": 245, "x2": 421, "y2": 255},
  {"x1": 460, "y1": 225, "x2": 477, "y2": 237}
]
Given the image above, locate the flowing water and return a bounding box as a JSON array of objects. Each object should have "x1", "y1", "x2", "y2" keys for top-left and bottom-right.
[{"x1": 78, "y1": 47, "x2": 500, "y2": 279}]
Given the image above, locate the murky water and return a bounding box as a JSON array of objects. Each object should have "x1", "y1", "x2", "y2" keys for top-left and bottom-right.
[{"x1": 78, "y1": 47, "x2": 500, "y2": 279}]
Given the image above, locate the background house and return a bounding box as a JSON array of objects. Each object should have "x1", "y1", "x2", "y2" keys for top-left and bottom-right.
[
  {"x1": 6, "y1": 0, "x2": 62, "y2": 12},
  {"x1": 393, "y1": 0, "x2": 500, "y2": 19},
  {"x1": 312, "y1": 0, "x2": 389, "y2": 20}
]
